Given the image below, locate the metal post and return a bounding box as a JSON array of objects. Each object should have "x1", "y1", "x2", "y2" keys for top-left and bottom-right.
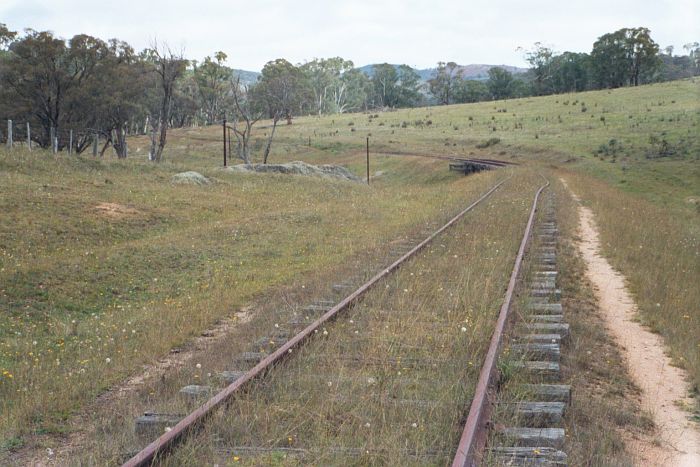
[
  {"x1": 69, "y1": 129, "x2": 73, "y2": 155},
  {"x1": 222, "y1": 118, "x2": 227, "y2": 167},
  {"x1": 366, "y1": 136, "x2": 370, "y2": 185},
  {"x1": 27, "y1": 122, "x2": 31, "y2": 151},
  {"x1": 7, "y1": 119, "x2": 12, "y2": 148},
  {"x1": 227, "y1": 127, "x2": 232, "y2": 163}
]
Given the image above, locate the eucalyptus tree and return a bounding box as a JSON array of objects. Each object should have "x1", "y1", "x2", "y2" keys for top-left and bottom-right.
[
  {"x1": 453, "y1": 79, "x2": 489, "y2": 103},
  {"x1": 301, "y1": 57, "x2": 354, "y2": 115},
  {"x1": 371, "y1": 63, "x2": 399, "y2": 108},
  {"x1": 524, "y1": 43, "x2": 557, "y2": 95},
  {"x1": 591, "y1": 27, "x2": 660, "y2": 88},
  {"x1": 193, "y1": 52, "x2": 232, "y2": 124},
  {"x1": 486, "y1": 67, "x2": 515, "y2": 99},
  {"x1": 84, "y1": 39, "x2": 147, "y2": 157},
  {"x1": 254, "y1": 59, "x2": 311, "y2": 162},
  {"x1": 428, "y1": 61, "x2": 461, "y2": 105},
  {"x1": 371, "y1": 64, "x2": 421, "y2": 108},
  {"x1": 340, "y1": 68, "x2": 373, "y2": 112}
]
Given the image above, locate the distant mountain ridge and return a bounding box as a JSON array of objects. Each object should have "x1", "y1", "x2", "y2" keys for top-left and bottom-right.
[
  {"x1": 231, "y1": 63, "x2": 528, "y2": 86},
  {"x1": 358, "y1": 63, "x2": 527, "y2": 81},
  {"x1": 232, "y1": 69, "x2": 260, "y2": 85}
]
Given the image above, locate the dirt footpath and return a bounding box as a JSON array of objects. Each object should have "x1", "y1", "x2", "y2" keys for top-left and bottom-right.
[{"x1": 571, "y1": 189, "x2": 700, "y2": 466}]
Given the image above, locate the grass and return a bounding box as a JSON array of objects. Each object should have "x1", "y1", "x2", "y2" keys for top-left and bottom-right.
[
  {"x1": 72, "y1": 169, "x2": 542, "y2": 465},
  {"x1": 560, "y1": 170, "x2": 700, "y2": 401},
  {"x1": 552, "y1": 180, "x2": 654, "y2": 466},
  {"x1": 0, "y1": 77, "x2": 697, "y2": 462},
  {"x1": 0, "y1": 145, "x2": 503, "y2": 449}
]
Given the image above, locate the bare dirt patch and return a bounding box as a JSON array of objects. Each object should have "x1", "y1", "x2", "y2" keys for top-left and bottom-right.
[
  {"x1": 569, "y1": 183, "x2": 700, "y2": 466},
  {"x1": 93, "y1": 202, "x2": 141, "y2": 219}
]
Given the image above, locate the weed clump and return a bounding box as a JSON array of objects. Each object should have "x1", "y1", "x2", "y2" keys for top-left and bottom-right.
[
  {"x1": 476, "y1": 137, "x2": 501, "y2": 149},
  {"x1": 595, "y1": 139, "x2": 624, "y2": 157}
]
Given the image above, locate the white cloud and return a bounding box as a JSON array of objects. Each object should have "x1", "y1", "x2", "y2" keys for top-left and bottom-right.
[{"x1": 1, "y1": 0, "x2": 696, "y2": 70}]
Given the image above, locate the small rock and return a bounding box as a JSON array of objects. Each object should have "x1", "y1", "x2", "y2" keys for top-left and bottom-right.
[{"x1": 172, "y1": 171, "x2": 211, "y2": 185}]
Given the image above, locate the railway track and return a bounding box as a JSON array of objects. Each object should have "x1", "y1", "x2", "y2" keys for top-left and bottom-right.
[
  {"x1": 485, "y1": 193, "x2": 569, "y2": 466},
  {"x1": 122, "y1": 173, "x2": 555, "y2": 466},
  {"x1": 451, "y1": 182, "x2": 572, "y2": 466}
]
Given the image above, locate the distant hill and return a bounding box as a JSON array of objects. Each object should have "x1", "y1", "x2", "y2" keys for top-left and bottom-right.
[
  {"x1": 358, "y1": 63, "x2": 528, "y2": 81},
  {"x1": 232, "y1": 69, "x2": 260, "y2": 85}
]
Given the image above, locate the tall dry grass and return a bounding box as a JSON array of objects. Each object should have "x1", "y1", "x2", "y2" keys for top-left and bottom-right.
[
  {"x1": 73, "y1": 171, "x2": 543, "y2": 465},
  {"x1": 561, "y1": 171, "x2": 700, "y2": 402}
]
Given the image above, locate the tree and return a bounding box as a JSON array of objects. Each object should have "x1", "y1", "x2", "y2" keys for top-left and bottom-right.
[
  {"x1": 253, "y1": 59, "x2": 310, "y2": 163},
  {"x1": 591, "y1": 30, "x2": 628, "y2": 88},
  {"x1": 487, "y1": 67, "x2": 515, "y2": 99},
  {"x1": 256, "y1": 59, "x2": 309, "y2": 123},
  {"x1": 453, "y1": 79, "x2": 489, "y2": 103},
  {"x1": 550, "y1": 52, "x2": 590, "y2": 93},
  {"x1": 371, "y1": 63, "x2": 399, "y2": 108},
  {"x1": 301, "y1": 57, "x2": 354, "y2": 115},
  {"x1": 591, "y1": 27, "x2": 661, "y2": 88},
  {"x1": 396, "y1": 65, "x2": 422, "y2": 107},
  {"x1": 230, "y1": 76, "x2": 262, "y2": 164},
  {"x1": 0, "y1": 30, "x2": 106, "y2": 148},
  {"x1": 193, "y1": 52, "x2": 231, "y2": 124},
  {"x1": 371, "y1": 64, "x2": 421, "y2": 108},
  {"x1": 145, "y1": 43, "x2": 187, "y2": 162},
  {"x1": 339, "y1": 68, "x2": 372, "y2": 112},
  {"x1": 524, "y1": 43, "x2": 556, "y2": 95},
  {"x1": 683, "y1": 42, "x2": 700, "y2": 74},
  {"x1": 84, "y1": 40, "x2": 147, "y2": 158},
  {"x1": 428, "y1": 61, "x2": 461, "y2": 105},
  {"x1": 625, "y1": 28, "x2": 661, "y2": 86},
  {"x1": 0, "y1": 23, "x2": 16, "y2": 49}
]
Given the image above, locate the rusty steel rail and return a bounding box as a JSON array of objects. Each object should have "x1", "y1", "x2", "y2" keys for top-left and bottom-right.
[
  {"x1": 452, "y1": 176, "x2": 550, "y2": 467},
  {"x1": 123, "y1": 175, "x2": 511, "y2": 467}
]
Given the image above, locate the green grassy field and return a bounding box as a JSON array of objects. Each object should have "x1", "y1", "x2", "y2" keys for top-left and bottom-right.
[{"x1": 0, "y1": 78, "x2": 697, "y2": 459}]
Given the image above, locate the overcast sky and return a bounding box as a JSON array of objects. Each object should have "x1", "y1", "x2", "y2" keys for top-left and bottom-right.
[{"x1": 1, "y1": 0, "x2": 697, "y2": 70}]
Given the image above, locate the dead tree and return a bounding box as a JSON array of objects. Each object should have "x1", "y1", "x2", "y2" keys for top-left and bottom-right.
[
  {"x1": 231, "y1": 76, "x2": 262, "y2": 164},
  {"x1": 148, "y1": 43, "x2": 187, "y2": 162}
]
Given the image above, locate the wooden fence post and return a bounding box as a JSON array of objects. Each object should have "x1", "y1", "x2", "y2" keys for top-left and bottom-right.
[
  {"x1": 50, "y1": 127, "x2": 56, "y2": 153},
  {"x1": 93, "y1": 133, "x2": 98, "y2": 157},
  {"x1": 6, "y1": 119, "x2": 12, "y2": 148},
  {"x1": 69, "y1": 130, "x2": 73, "y2": 155},
  {"x1": 27, "y1": 122, "x2": 31, "y2": 151}
]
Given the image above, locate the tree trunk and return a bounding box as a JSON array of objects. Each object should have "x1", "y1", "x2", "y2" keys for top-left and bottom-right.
[
  {"x1": 113, "y1": 126, "x2": 128, "y2": 158},
  {"x1": 262, "y1": 116, "x2": 279, "y2": 164},
  {"x1": 99, "y1": 136, "x2": 111, "y2": 157},
  {"x1": 148, "y1": 121, "x2": 158, "y2": 161}
]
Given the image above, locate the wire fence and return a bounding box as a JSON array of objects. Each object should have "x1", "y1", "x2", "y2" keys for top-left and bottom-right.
[
  {"x1": 0, "y1": 118, "x2": 117, "y2": 156},
  {"x1": 0, "y1": 117, "x2": 229, "y2": 157}
]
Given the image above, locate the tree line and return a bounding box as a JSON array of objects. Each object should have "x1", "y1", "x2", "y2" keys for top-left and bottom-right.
[
  {"x1": 429, "y1": 27, "x2": 699, "y2": 105},
  {"x1": 0, "y1": 23, "x2": 696, "y2": 162}
]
